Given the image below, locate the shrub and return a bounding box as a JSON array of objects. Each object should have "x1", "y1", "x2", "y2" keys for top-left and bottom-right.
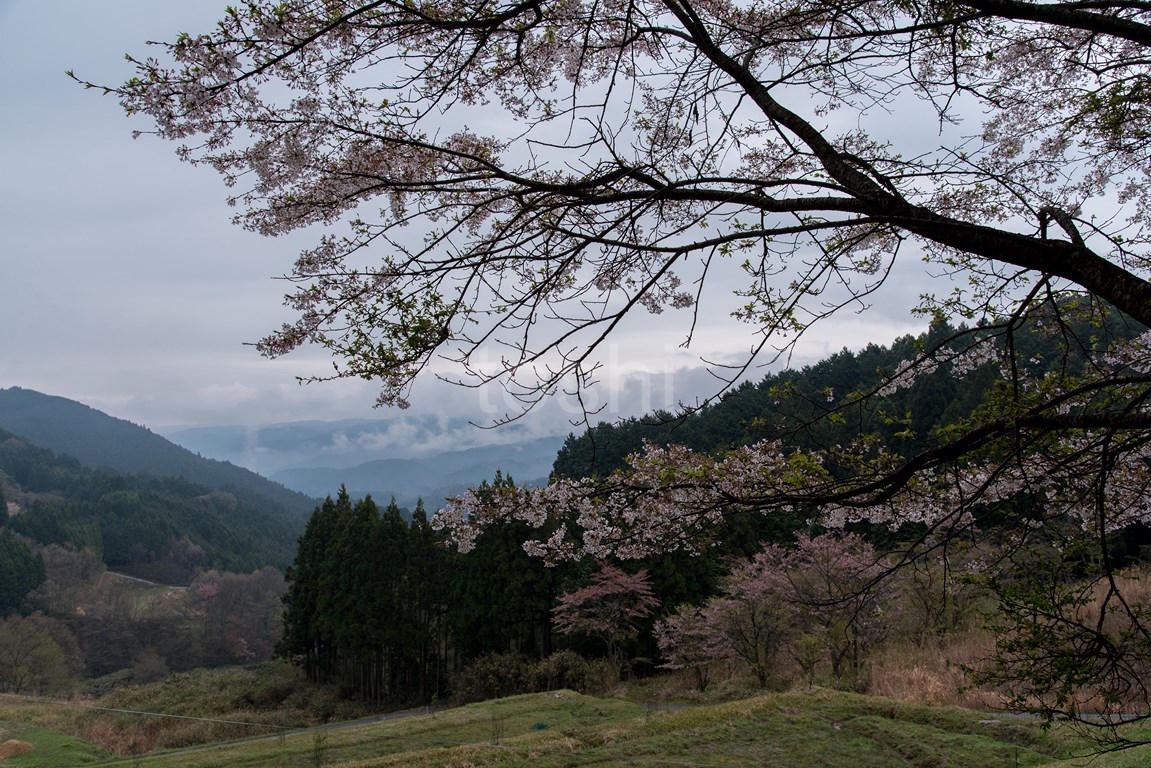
[
  {"x1": 451, "y1": 653, "x2": 535, "y2": 704},
  {"x1": 533, "y1": 651, "x2": 592, "y2": 692},
  {"x1": 452, "y1": 651, "x2": 600, "y2": 704}
]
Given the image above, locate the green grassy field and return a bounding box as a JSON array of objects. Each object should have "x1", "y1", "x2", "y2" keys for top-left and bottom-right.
[
  {"x1": 13, "y1": 687, "x2": 1130, "y2": 768},
  {"x1": 4, "y1": 686, "x2": 1151, "y2": 767},
  {"x1": 0, "y1": 720, "x2": 108, "y2": 766}
]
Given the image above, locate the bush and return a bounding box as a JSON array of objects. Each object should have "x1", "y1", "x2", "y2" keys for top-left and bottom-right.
[
  {"x1": 533, "y1": 651, "x2": 592, "y2": 692},
  {"x1": 451, "y1": 653, "x2": 535, "y2": 704},
  {"x1": 452, "y1": 651, "x2": 601, "y2": 704},
  {"x1": 129, "y1": 650, "x2": 170, "y2": 685}
]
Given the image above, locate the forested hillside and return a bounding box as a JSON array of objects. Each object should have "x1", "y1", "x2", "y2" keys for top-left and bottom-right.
[
  {"x1": 553, "y1": 315, "x2": 1139, "y2": 480},
  {"x1": 0, "y1": 428, "x2": 300, "y2": 581},
  {"x1": 274, "y1": 314, "x2": 1151, "y2": 716},
  {"x1": 0, "y1": 423, "x2": 297, "y2": 687},
  {"x1": 0, "y1": 388, "x2": 314, "y2": 517}
]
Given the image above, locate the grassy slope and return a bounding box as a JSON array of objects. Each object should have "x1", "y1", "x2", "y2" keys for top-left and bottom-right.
[
  {"x1": 71, "y1": 687, "x2": 1135, "y2": 768},
  {"x1": 6, "y1": 682, "x2": 1151, "y2": 767},
  {"x1": 0, "y1": 720, "x2": 109, "y2": 766}
]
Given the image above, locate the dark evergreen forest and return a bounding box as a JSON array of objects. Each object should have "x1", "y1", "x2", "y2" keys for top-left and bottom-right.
[{"x1": 277, "y1": 480, "x2": 562, "y2": 704}]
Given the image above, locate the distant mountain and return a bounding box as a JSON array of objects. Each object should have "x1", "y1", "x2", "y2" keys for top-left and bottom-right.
[
  {"x1": 0, "y1": 388, "x2": 565, "y2": 518},
  {"x1": 271, "y1": 435, "x2": 567, "y2": 508},
  {"x1": 160, "y1": 416, "x2": 558, "y2": 476},
  {"x1": 158, "y1": 412, "x2": 567, "y2": 509},
  {"x1": 0, "y1": 387, "x2": 315, "y2": 518}
]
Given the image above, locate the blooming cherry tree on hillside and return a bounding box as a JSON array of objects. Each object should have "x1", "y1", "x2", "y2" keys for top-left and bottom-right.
[
  {"x1": 787, "y1": 533, "x2": 893, "y2": 682},
  {"x1": 654, "y1": 604, "x2": 729, "y2": 691},
  {"x1": 552, "y1": 563, "x2": 659, "y2": 675},
  {"x1": 656, "y1": 533, "x2": 892, "y2": 688},
  {"x1": 703, "y1": 543, "x2": 795, "y2": 688}
]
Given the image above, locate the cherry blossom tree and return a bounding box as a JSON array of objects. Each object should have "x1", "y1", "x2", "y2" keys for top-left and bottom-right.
[
  {"x1": 187, "y1": 568, "x2": 286, "y2": 664},
  {"x1": 787, "y1": 533, "x2": 894, "y2": 683},
  {"x1": 552, "y1": 563, "x2": 659, "y2": 674},
  {"x1": 97, "y1": 0, "x2": 1151, "y2": 728},
  {"x1": 657, "y1": 534, "x2": 892, "y2": 688},
  {"x1": 702, "y1": 543, "x2": 796, "y2": 687},
  {"x1": 96, "y1": 0, "x2": 1151, "y2": 412},
  {"x1": 654, "y1": 604, "x2": 727, "y2": 691}
]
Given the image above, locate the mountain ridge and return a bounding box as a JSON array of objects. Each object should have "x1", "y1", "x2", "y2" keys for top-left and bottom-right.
[
  {"x1": 160, "y1": 416, "x2": 560, "y2": 475},
  {"x1": 0, "y1": 387, "x2": 316, "y2": 517},
  {"x1": 0, "y1": 387, "x2": 565, "y2": 517},
  {"x1": 271, "y1": 434, "x2": 566, "y2": 507}
]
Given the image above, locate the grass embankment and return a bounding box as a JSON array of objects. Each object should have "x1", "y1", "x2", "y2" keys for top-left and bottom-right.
[
  {"x1": 4, "y1": 665, "x2": 1151, "y2": 767},
  {"x1": 68, "y1": 687, "x2": 1128, "y2": 768},
  {"x1": 0, "y1": 664, "x2": 376, "y2": 758},
  {"x1": 0, "y1": 720, "x2": 108, "y2": 766}
]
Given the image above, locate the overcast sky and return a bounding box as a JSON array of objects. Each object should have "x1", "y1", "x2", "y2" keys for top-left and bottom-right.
[{"x1": 0, "y1": 1, "x2": 929, "y2": 435}]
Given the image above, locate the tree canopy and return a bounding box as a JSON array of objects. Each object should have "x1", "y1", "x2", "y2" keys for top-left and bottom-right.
[{"x1": 100, "y1": 0, "x2": 1151, "y2": 408}]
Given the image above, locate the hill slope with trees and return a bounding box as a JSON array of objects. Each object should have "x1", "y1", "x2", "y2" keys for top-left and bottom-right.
[
  {"x1": 552, "y1": 314, "x2": 1139, "y2": 481},
  {"x1": 0, "y1": 388, "x2": 315, "y2": 518},
  {"x1": 0, "y1": 427, "x2": 301, "y2": 579}
]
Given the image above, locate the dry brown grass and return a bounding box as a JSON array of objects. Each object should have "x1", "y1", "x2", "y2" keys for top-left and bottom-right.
[
  {"x1": 866, "y1": 628, "x2": 1002, "y2": 710},
  {"x1": 1090, "y1": 570, "x2": 1151, "y2": 634},
  {"x1": 0, "y1": 739, "x2": 34, "y2": 760},
  {"x1": 74, "y1": 716, "x2": 164, "y2": 756},
  {"x1": 869, "y1": 568, "x2": 1151, "y2": 714},
  {"x1": 619, "y1": 619, "x2": 1011, "y2": 711}
]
